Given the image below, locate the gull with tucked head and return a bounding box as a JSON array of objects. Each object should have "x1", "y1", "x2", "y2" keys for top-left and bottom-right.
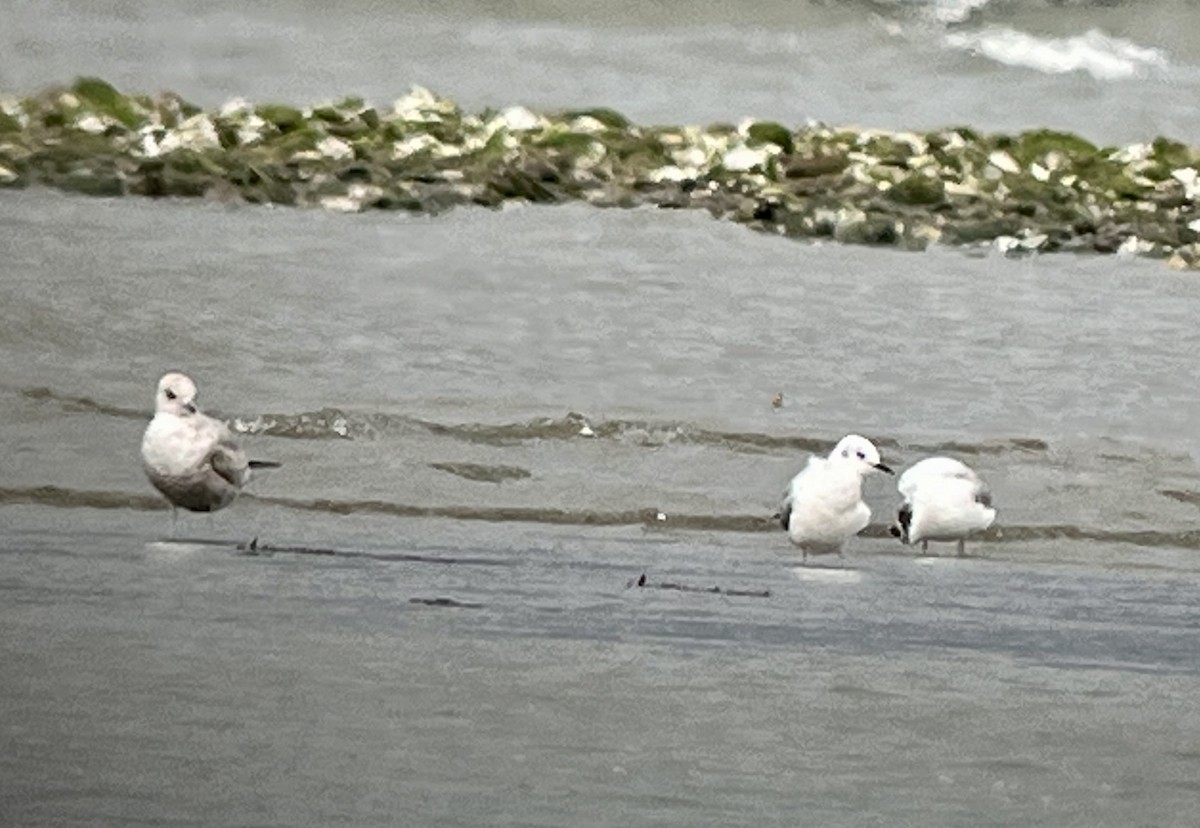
[
  {"x1": 141, "y1": 371, "x2": 279, "y2": 528},
  {"x1": 777, "y1": 434, "x2": 894, "y2": 564},
  {"x1": 890, "y1": 456, "x2": 995, "y2": 557}
]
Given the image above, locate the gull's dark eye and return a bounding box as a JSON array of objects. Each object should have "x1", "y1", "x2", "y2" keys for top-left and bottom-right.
[
  {"x1": 856, "y1": 450, "x2": 866, "y2": 460},
  {"x1": 165, "y1": 389, "x2": 177, "y2": 401}
]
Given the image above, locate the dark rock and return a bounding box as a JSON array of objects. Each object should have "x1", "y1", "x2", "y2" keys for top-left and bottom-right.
[
  {"x1": 784, "y1": 154, "x2": 849, "y2": 178},
  {"x1": 888, "y1": 174, "x2": 945, "y2": 206},
  {"x1": 747, "y1": 121, "x2": 795, "y2": 154}
]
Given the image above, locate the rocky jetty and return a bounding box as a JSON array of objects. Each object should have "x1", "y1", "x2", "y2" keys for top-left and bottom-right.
[{"x1": 2, "y1": 77, "x2": 1198, "y2": 268}]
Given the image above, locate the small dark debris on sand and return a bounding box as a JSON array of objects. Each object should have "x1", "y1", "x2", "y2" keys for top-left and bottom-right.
[
  {"x1": 627, "y1": 571, "x2": 770, "y2": 598},
  {"x1": 409, "y1": 597, "x2": 485, "y2": 609}
]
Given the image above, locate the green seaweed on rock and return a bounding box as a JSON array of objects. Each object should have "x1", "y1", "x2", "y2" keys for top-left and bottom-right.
[{"x1": 0, "y1": 77, "x2": 1196, "y2": 269}]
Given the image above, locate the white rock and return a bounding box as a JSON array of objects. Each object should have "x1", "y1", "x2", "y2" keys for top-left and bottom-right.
[
  {"x1": 573, "y1": 142, "x2": 607, "y2": 173},
  {"x1": 158, "y1": 114, "x2": 221, "y2": 153},
  {"x1": 75, "y1": 114, "x2": 110, "y2": 134},
  {"x1": 835, "y1": 207, "x2": 867, "y2": 230},
  {"x1": 849, "y1": 164, "x2": 877, "y2": 186},
  {"x1": 218, "y1": 98, "x2": 254, "y2": 118},
  {"x1": 943, "y1": 180, "x2": 980, "y2": 197},
  {"x1": 579, "y1": 424, "x2": 595, "y2": 437},
  {"x1": 942, "y1": 131, "x2": 967, "y2": 151},
  {"x1": 391, "y1": 86, "x2": 453, "y2": 122},
  {"x1": 0, "y1": 164, "x2": 17, "y2": 184},
  {"x1": 722, "y1": 145, "x2": 769, "y2": 172},
  {"x1": 911, "y1": 224, "x2": 943, "y2": 245},
  {"x1": 320, "y1": 183, "x2": 383, "y2": 213},
  {"x1": 1030, "y1": 163, "x2": 1050, "y2": 182},
  {"x1": 235, "y1": 115, "x2": 266, "y2": 147},
  {"x1": 391, "y1": 133, "x2": 441, "y2": 159},
  {"x1": 993, "y1": 235, "x2": 1021, "y2": 255},
  {"x1": 569, "y1": 115, "x2": 609, "y2": 134},
  {"x1": 987, "y1": 150, "x2": 1020, "y2": 175},
  {"x1": 137, "y1": 126, "x2": 163, "y2": 158},
  {"x1": 1112, "y1": 143, "x2": 1152, "y2": 164},
  {"x1": 894, "y1": 131, "x2": 929, "y2": 156},
  {"x1": 1172, "y1": 167, "x2": 1200, "y2": 200},
  {"x1": 1187, "y1": 218, "x2": 1200, "y2": 232},
  {"x1": 317, "y1": 136, "x2": 354, "y2": 161},
  {"x1": 812, "y1": 208, "x2": 838, "y2": 227},
  {"x1": 648, "y1": 165, "x2": 692, "y2": 183},
  {"x1": 497, "y1": 106, "x2": 542, "y2": 132},
  {"x1": 1117, "y1": 235, "x2": 1153, "y2": 257},
  {"x1": 431, "y1": 142, "x2": 466, "y2": 159},
  {"x1": 672, "y1": 146, "x2": 707, "y2": 169}
]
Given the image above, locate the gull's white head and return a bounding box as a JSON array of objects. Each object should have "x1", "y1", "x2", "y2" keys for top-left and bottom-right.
[
  {"x1": 828, "y1": 434, "x2": 894, "y2": 476},
  {"x1": 154, "y1": 372, "x2": 199, "y2": 416}
]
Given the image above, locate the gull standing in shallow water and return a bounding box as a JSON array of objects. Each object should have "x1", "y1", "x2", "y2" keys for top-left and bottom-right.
[
  {"x1": 778, "y1": 434, "x2": 894, "y2": 564},
  {"x1": 889, "y1": 456, "x2": 995, "y2": 557},
  {"x1": 141, "y1": 372, "x2": 280, "y2": 529}
]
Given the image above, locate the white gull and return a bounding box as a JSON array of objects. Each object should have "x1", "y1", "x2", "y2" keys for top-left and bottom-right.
[
  {"x1": 890, "y1": 456, "x2": 995, "y2": 556},
  {"x1": 777, "y1": 434, "x2": 894, "y2": 564}
]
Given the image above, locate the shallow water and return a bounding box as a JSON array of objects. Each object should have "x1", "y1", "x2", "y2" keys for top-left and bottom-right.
[
  {"x1": 5, "y1": 190, "x2": 1200, "y2": 559},
  {"x1": 4, "y1": 1, "x2": 1200, "y2": 825},
  {"x1": 4, "y1": 189, "x2": 1200, "y2": 826},
  {"x1": 4, "y1": 512, "x2": 1200, "y2": 827}
]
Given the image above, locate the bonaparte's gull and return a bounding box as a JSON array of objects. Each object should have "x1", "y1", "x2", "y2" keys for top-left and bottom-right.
[
  {"x1": 141, "y1": 372, "x2": 279, "y2": 522},
  {"x1": 778, "y1": 434, "x2": 894, "y2": 563},
  {"x1": 889, "y1": 456, "x2": 995, "y2": 556}
]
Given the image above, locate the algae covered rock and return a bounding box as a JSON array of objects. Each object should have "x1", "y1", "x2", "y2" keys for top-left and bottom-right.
[
  {"x1": 888, "y1": 173, "x2": 945, "y2": 206},
  {"x1": 0, "y1": 76, "x2": 1198, "y2": 267},
  {"x1": 745, "y1": 121, "x2": 795, "y2": 154}
]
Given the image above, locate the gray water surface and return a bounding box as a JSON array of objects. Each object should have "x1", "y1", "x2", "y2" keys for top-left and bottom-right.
[
  {"x1": 2, "y1": 0, "x2": 1199, "y2": 143},
  {"x1": 3, "y1": 188, "x2": 1200, "y2": 826},
  {"x1": 4, "y1": 510, "x2": 1200, "y2": 828}
]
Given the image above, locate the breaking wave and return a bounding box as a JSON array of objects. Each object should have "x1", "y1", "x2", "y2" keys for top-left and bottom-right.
[{"x1": 944, "y1": 26, "x2": 1168, "y2": 80}]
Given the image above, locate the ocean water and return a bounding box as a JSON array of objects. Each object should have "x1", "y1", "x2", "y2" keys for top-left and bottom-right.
[
  {"x1": 1, "y1": 0, "x2": 1199, "y2": 142},
  {"x1": 3, "y1": 2, "x2": 1200, "y2": 826}
]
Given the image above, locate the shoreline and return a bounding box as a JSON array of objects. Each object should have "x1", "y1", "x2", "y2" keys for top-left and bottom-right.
[{"x1": 2, "y1": 77, "x2": 1198, "y2": 268}]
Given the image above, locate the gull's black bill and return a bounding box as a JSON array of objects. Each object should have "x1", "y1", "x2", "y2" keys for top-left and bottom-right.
[{"x1": 875, "y1": 462, "x2": 894, "y2": 474}]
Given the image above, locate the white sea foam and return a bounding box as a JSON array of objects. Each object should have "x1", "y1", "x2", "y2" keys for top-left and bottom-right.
[
  {"x1": 944, "y1": 26, "x2": 1167, "y2": 80},
  {"x1": 927, "y1": 0, "x2": 993, "y2": 25}
]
